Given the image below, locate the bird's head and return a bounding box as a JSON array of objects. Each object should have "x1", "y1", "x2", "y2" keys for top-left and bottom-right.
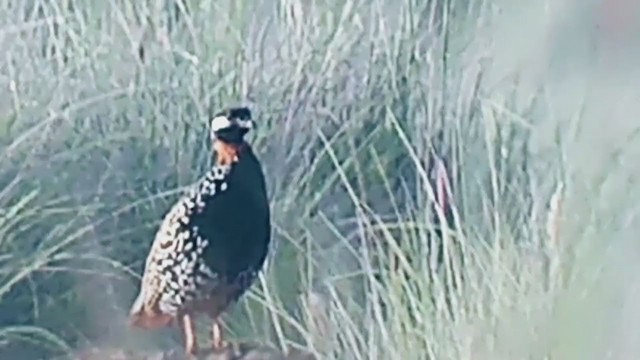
[
  {"x1": 209, "y1": 107, "x2": 254, "y2": 144},
  {"x1": 209, "y1": 106, "x2": 254, "y2": 165}
]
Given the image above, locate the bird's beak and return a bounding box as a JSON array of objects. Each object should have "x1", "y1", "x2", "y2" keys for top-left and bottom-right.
[{"x1": 236, "y1": 119, "x2": 254, "y2": 130}]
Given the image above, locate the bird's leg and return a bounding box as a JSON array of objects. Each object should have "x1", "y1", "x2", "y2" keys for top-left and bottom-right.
[
  {"x1": 179, "y1": 313, "x2": 199, "y2": 357},
  {"x1": 211, "y1": 317, "x2": 228, "y2": 351}
]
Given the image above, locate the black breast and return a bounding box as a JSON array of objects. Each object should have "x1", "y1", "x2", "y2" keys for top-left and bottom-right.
[{"x1": 191, "y1": 147, "x2": 271, "y2": 282}]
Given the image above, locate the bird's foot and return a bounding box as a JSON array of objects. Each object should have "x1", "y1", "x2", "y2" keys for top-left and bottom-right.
[
  {"x1": 211, "y1": 340, "x2": 230, "y2": 354},
  {"x1": 211, "y1": 319, "x2": 228, "y2": 352},
  {"x1": 185, "y1": 341, "x2": 200, "y2": 359}
]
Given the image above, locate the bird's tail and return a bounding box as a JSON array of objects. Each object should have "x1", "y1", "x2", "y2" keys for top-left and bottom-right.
[{"x1": 128, "y1": 289, "x2": 173, "y2": 330}]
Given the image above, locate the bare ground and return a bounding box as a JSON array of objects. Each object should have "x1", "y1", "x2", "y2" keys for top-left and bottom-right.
[{"x1": 74, "y1": 342, "x2": 317, "y2": 360}]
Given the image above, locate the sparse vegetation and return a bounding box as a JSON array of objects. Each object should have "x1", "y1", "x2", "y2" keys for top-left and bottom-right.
[{"x1": 1, "y1": 0, "x2": 640, "y2": 359}]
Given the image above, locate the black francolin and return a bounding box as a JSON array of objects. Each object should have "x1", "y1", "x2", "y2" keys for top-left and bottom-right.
[{"x1": 129, "y1": 107, "x2": 271, "y2": 357}]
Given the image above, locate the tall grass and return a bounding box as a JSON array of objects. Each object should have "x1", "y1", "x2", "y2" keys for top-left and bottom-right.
[{"x1": 1, "y1": 0, "x2": 640, "y2": 359}]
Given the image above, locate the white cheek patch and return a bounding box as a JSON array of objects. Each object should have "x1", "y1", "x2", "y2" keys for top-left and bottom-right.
[{"x1": 210, "y1": 116, "x2": 233, "y2": 132}]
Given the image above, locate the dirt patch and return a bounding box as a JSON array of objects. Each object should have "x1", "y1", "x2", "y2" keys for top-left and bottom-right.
[{"x1": 74, "y1": 342, "x2": 317, "y2": 360}]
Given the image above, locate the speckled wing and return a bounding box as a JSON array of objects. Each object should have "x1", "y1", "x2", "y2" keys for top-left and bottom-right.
[{"x1": 129, "y1": 164, "x2": 232, "y2": 326}]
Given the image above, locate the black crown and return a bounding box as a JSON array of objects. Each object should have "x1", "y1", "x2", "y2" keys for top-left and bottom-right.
[{"x1": 215, "y1": 107, "x2": 251, "y2": 121}]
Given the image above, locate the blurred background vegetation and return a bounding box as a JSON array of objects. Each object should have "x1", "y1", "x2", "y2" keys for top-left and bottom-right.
[{"x1": 1, "y1": 0, "x2": 640, "y2": 359}]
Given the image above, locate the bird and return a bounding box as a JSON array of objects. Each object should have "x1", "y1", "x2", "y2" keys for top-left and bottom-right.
[{"x1": 128, "y1": 106, "x2": 271, "y2": 358}]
